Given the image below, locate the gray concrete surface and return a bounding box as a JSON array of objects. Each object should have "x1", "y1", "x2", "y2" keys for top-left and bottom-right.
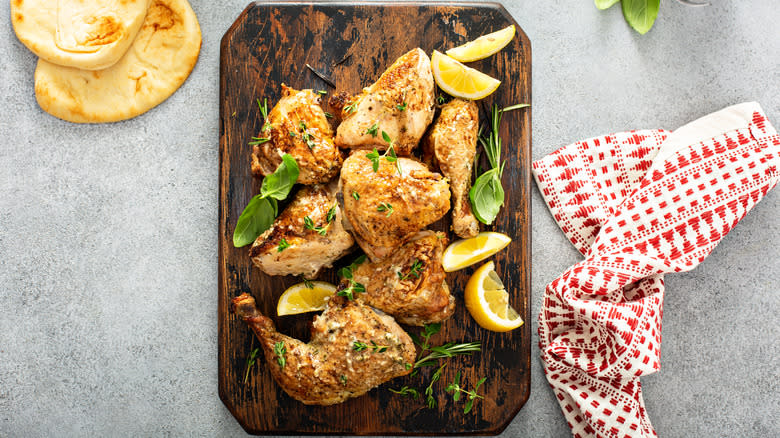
[{"x1": 1, "y1": 1, "x2": 777, "y2": 437}]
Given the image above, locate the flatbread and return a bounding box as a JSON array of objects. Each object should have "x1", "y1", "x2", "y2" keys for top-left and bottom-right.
[
  {"x1": 34, "y1": 0, "x2": 202, "y2": 124},
  {"x1": 11, "y1": 0, "x2": 152, "y2": 71}
]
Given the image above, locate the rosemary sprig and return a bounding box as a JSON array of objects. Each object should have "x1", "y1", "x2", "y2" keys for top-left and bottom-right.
[
  {"x1": 257, "y1": 98, "x2": 271, "y2": 132},
  {"x1": 243, "y1": 347, "x2": 260, "y2": 383},
  {"x1": 305, "y1": 63, "x2": 335, "y2": 88},
  {"x1": 273, "y1": 342, "x2": 286, "y2": 369},
  {"x1": 414, "y1": 342, "x2": 482, "y2": 369}
]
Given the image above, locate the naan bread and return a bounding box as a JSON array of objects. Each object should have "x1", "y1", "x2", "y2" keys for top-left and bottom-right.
[
  {"x1": 11, "y1": 0, "x2": 151, "y2": 71},
  {"x1": 34, "y1": 0, "x2": 202, "y2": 124}
]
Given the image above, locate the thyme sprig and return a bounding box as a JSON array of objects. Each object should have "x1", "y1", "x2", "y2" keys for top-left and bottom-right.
[
  {"x1": 273, "y1": 342, "x2": 286, "y2": 369},
  {"x1": 425, "y1": 364, "x2": 446, "y2": 408},
  {"x1": 353, "y1": 340, "x2": 389, "y2": 353},
  {"x1": 344, "y1": 102, "x2": 358, "y2": 113},
  {"x1": 243, "y1": 347, "x2": 260, "y2": 383},
  {"x1": 277, "y1": 238, "x2": 290, "y2": 252},
  {"x1": 445, "y1": 372, "x2": 486, "y2": 414},
  {"x1": 397, "y1": 259, "x2": 424, "y2": 281},
  {"x1": 389, "y1": 385, "x2": 420, "y2": 399},
  {"x1": 337, "y1": 255, "x2": 367, "y2": 300},
  {"x1": 366, "y1": 122, "x2": 379, "y2": 137}
]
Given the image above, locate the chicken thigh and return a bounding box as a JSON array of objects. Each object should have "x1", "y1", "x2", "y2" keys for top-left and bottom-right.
[
  {"x1": 422, "y1": 99, "x2": 480, "y2": 238},
  {"x1": 335, "y1": 48, "x2": 435, "y2": 156},
  {"x1": 252, "y1": 84, "x2": 343, "y2": 185},
  {"x1": 339, "y1": 151, "x2": 450, "y2": 261},
  {"x1": 347, "y1": 231, "x2": 454, "y2": 326},
  {"x1": 250, "y1": 180, "x2": 354, "y2": 277},
  {"x1": 232, "y1": 293, "x2": 415, "y2": 405}
]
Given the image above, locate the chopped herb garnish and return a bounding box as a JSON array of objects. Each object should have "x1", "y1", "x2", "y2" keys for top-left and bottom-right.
[
  {"x1": 390, "y1": 385, "x2": 420, "y2": 399},
  {"x1": 326, "y1": 206, "x2": 337, "y2": 223},
  {"x1": 248, "y1": 137, "x2": 271, "y2": 145},
  {"x1": 377, "y1": 202, "x2": 394, "y2": 216},
  {"x1": 366, "y1": 122, "x2": 379, "y2": 137},
  {"x1": 324, "y1": 111, "x2": 334, "y2": 118},
  {"x1": 396, "y1": 101, "x2": 408, "y2": 111},
  {"x1": 397, "y1": 259, "x2": 424, "y2": 281},
  {"x1": 277, "y1": 238, "x2": 290, "y2": 252},
  {"x1": 352, "y1": 191, "x2": 360, "y2": 201},
  {"x1": 337, "y1": 255, "x2": 367, "y2": 300},
  {"x1": 273, "y1": 342, "x2": 286, "y2": 369},
  {"x1": 436, "y1": 93, "x2": 449, "y2": 105},
  {"x1": 344, "y1": 102, "x2": 358, "y2": 113},
  {"x1": 243, "y1": 347, "x2": 260, "y2": 383},
  {"x1": 317, "y1": 90, "x2": 328, "y2": 95},
  {"x1": 304, "y1": 215, "x2": 328, "y2": 236},
  {"x1": 302, "y1": 277, "x2": 314, "y2": 289},
  {"x1": 340, "y1": 375, "x2": 348, "y2": 386},
  {"x1": 289, "y1": 131, "x2": 296, "y2": 137}
]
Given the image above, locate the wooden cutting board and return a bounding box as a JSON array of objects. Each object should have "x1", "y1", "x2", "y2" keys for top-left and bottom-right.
[{"x1": 218, "y1": 2, "x2": 532, "y2": 435}]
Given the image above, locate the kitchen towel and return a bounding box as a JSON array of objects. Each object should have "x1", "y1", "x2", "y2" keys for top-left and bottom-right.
[{"x1": 532, "y1": 102, "x2": 779, "y2": 437}]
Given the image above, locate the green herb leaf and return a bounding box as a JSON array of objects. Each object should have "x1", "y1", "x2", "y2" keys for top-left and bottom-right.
[
  {"x1": 366, "y1": 148, "x2": 380, "y2": 172},
  {"x1": 344, "y1": 102, "x2": 358, "y2": 113},
  {"x1": 248, "y1": 137, "x2": 271, "y2": 145},
  {"x1": 397, "y1": 259, "x2": 424, "y2": 281},
  {"x1": 324, "y1": 111, "x2": 334, "y2": 118},
  {"x1": 260, "y1": 154, "x2": 299, "y2": 200},
  {"x1": 243, "y1": 347, "x2": 260, "y2": 383},
  {"x1": 595, "y1": 0, "x2": 620, "y2": 9},
  {"x1": 273, "y1": 342, "x2": 286, "y2": 368},
  {"x1": 352, "y1": 191, "x2": 360, "y2": 201},
  {"x1": 353, "y1": 341, "x2": 368, "y2": 352},
  {"x1": 621, "y1": 0, "x2": 660, "y2": 34},
  {"x1": 317, "y1": 90, "x2": 327, "y2": 95},
  {"x1": 233, "y1": 195, "x2": 275, "y2": 247},
  {"x1": 326, "y1": 206, "x2": 337, "y2": 223},
  {"x1": 302, "y1": 277, "x2": 314, "y2": 289},
  {"x1": 340, "y1": 375, "x2": 348, "y2": 386},
  {"x1": 381, "y1": 130, "x2": 392, "y2": 144},
  {"x1": 470, "y1": 167, "x2": 504, "y2": 225},
  {"x1": 277, "y1": 238, "x2": 290, "y2": 252},
  {"x1": 366, "y1": 122, "x2": 379, "y2": 137},
  {"x1": 377, "y1": 202, "x2": 393, "y2": 216},
  {"x1": 500, "y1": 103, "x2": 531, "y2": 113}
]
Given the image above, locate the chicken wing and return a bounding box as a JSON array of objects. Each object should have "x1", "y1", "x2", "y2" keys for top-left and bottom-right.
[
  {"x1": 422, "y1": 99, "x2": 480, "y2": 238},
  {"x1": 250, "y1": 180, "x2": 353, "y2": 277},
  {"x1": 231, "y1": 293, "x2": 415, "y2": 405},
  {"x1": 347, "y1": 231, "x2": 454, "y2": 326},
  {"x1": 335, "y1": 48, "x2": 435, "y2": 156},
  {"x1": 339, "y1": 151, "x2": 450, "y2": 261},
  {"x1": 252, "y1": 84, "x2": 343, "y2": 185}
]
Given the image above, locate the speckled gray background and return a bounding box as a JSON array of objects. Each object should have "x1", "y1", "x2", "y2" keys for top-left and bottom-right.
[{"x1": 1, "y1": 1, "x2": 778, "y2": 437}]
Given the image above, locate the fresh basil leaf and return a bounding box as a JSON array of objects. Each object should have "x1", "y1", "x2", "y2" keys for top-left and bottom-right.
[
  {"x1": 595, "y1": 0, "x2": 620, "y2": 10},
  {"x1": 470, "y1": 168, "x2": 504, "y2": 225},
  {"x1": 233, "y1": 195, "x2": 275, "y2": 247},
  {"x1": 260, "y1": 154, "x2": 299, "y2": 200},
  {"x1": 622, "y1": 0, "x2": 660, "y2": 34}
]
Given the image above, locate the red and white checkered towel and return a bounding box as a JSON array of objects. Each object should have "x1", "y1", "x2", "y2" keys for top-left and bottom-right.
[{"x1": 532, "y1": 102, "x2": 779, "y2": 437}]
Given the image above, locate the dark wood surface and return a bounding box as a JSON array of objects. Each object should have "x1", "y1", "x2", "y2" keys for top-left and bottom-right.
[{"x1": 218, "y1": 2, "x2": 532, "y2": 435}]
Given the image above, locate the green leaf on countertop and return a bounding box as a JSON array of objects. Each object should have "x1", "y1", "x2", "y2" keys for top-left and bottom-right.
[
  {"x1": 595, "y1": 0, "x2": 620, "y2": 10},
  {"x1": 622, "y1": 0, "x2": 660, "y2": 34}
]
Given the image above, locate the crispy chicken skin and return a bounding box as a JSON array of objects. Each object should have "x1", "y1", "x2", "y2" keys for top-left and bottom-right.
[
  {"x1": 335, "y1": 48, "x2": 435, "y2": 156},
  {"x1": 231, "y1": 293, "x2": 415, "y2": 405},
  {"x1": 339, "y1": 151, "x2": 450, "y2": 262},
  {"x1": 422, "y1": 99, "x2": 480, "y2": 238},
  {"x1": 250, "y1": 180, "x2": 354, "y2": 277},
  {"x1": 252, "y1": 84, "x2": 343, "y2": 185},
  {"x1": 347, "y1": 231, "x2": 454, "y2": 326}
]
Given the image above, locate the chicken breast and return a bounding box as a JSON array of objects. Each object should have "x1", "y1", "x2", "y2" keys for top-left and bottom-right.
[
  {"x1": 339, "y1": 151, "x2": 450, "y2": 261},
  {"x1": 232, "y1": 293, "x2": 415, "y2": 405},
  {"x1": 252, "y1": 84, "x2": 343, "y2": 185},
  {"x1": 348, "y1": 231, "x2": 454, "y2": 326},
  {"x1": 250, "y1": 180, "x2": 354, "y2": 277},
  {"x1": 422, "y1": 99, "x2": 480, "y2": 238},
  {"x1": 335, "y1": 48, "x2": 435, "y2": 156}
]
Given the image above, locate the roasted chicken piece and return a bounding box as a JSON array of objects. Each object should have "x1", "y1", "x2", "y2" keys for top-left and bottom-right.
[
  {"x1": 250, "y1": 180, "x2": 353, "y2": 277},
  {"x1": 252, "y1": 84, "x2": 343, "y2": 185},
  {"x1": 348, "y1": 231, "x2": 454, "y2": 326},
  {"x1": 339, "y1": 151, "x2": 450, "y2": 261},
  {"x1": 335, "y1": 48, "x2": 435, "y2": 155},
  {"x1": 232, "y1": 293, "x2": 415, "y2": 405},
  {"x1": 422, "y1": 99, "x2": 480, "y2": 238}
]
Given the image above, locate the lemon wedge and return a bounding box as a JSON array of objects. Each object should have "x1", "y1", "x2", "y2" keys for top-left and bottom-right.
[
  {"x1": 441, "y1": 231, "x2": 511, "y2": 272},
  {"x1": 431, "y1": 50, "x2": 501, "y2": 100},
  {"x1": 465, "y1": 261, "x2": 524, "y2": 332},
  {"x1": 446, "y1": 25, "x2": 516, "y2": 62},
  {"x1": 277, "y1": 281, "x2": 337, "y2": 316}
]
